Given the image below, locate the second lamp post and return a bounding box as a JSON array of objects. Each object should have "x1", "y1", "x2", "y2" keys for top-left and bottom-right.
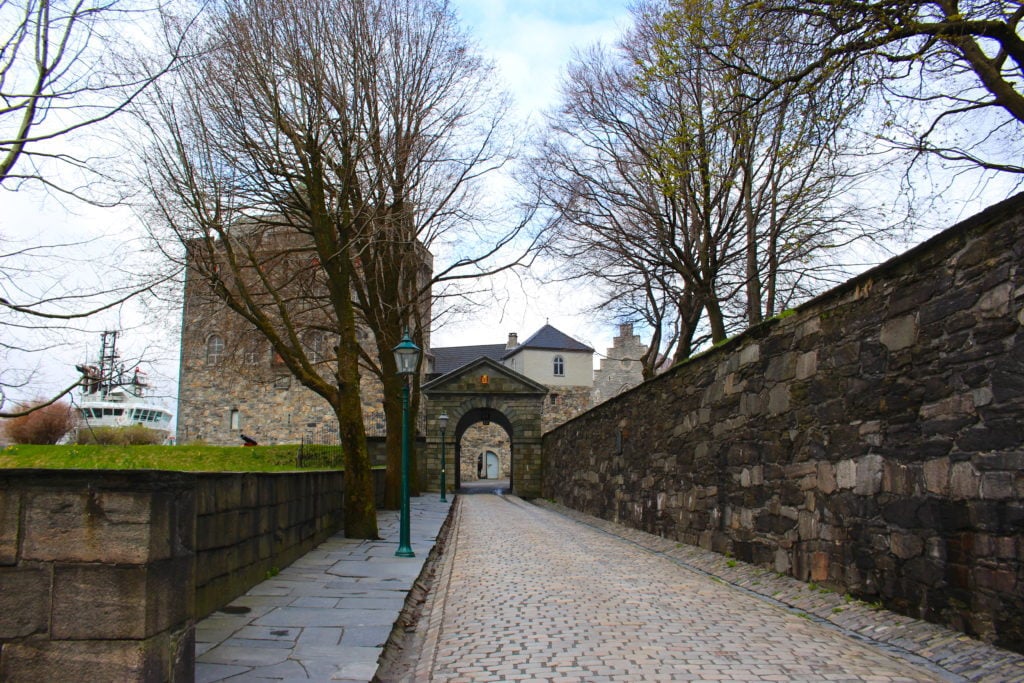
[
  {"x1": 439, "y1": 411, "x2": 449, "y2": 502},
  {"x1": 392, "y1": 331, "x2": 421, "y2": 558}
]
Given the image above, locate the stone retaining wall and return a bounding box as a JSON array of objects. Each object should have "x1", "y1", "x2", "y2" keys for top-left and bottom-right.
[
  {"x1": 0, "y1": 470, "x2": 196, "y2": 681},
  {"x1": 0, "y1": 468, "x2": 382, "y2": 681},
  {"x1": 543, "y1": 194, "x2": 1024, "y2": 653},
  {"x1": 194, "y1": 471, "x2": 345, "y2": 617}
]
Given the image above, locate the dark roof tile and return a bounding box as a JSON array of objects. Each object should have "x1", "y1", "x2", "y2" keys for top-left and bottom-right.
[
  {"x1": 430, "y1": 344, "x2": 507, "y2": 375},
  {"x1": 504, "y1": 324, "x2": 593, "y2": 356}
]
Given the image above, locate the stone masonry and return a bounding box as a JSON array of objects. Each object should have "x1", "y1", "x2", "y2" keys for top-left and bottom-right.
[
  {"x1": 459, "y1": 422, "x2": 511, "y2": 481},
  {"x1": 543, "y1": 192, "x2": 1024, "y2": 653},
  {"x1": 0, "y1": 468, "x2": 378, "y2": 682},
  {"x1": 593, "y1": 322, "x2": 647, "y2": 405},
  {"x1": 423, "y1": 358, "x2": 547, "y2": 497},
  {"x1": 0, "y1": 471, "x2": 196, "y2": 682}
]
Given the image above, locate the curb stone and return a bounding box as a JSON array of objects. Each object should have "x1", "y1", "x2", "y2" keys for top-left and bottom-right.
[{"x1": 375, "y1": 496, "x2": 462, "y2": 682}]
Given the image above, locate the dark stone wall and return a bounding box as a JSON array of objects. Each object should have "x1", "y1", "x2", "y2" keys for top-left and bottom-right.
[
  {"x1": 193, "y1": 471, "x2": 345, "y2": 618},
  {"x1": 0, "y1": 470, "x2": 197, "y2": 682},
  {"x1": 543, "y1": 193, "x2": 1024, "y2": 653},
  {"x1": 0, "y1": 468, "x2": 385, "y2": 681}
]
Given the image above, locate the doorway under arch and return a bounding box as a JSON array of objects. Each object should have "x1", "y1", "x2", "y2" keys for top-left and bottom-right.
[{"x1": 450, "y1": 405, "x2": 514, "y2": 490}]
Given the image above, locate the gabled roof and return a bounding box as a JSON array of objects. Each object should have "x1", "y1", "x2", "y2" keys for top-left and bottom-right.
[
  {"x1": 503, "y1": 324, "x2": 593, "y2": 358},
  {"x1": 430, "y1": 344, "x2": 507, "y2": 376},
  {"x1": 422, "y1": 356, "x2": 549, "y2": 395}
]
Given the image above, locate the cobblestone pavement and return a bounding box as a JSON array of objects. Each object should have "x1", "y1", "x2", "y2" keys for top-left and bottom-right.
[{"x1": 411, "y1": 492, "x2": 1024, "y2": 683}]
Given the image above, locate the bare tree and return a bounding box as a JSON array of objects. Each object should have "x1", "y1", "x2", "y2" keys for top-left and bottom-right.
[
  {"x1": 0, "y1": 0, "x2": 186, "y2": 417},
  {"x1": 751, "y1": 0, "x2": 1024, "y2": 175},
  {"x1": 136, "y1": 0, "x2": 528, "y2": 534},
  {"x1": 2, "y1": 0, "x2": 185, "y2": 194},
  {"x1": 533, "y1": 0, "x2": 875, "y2": 370}
]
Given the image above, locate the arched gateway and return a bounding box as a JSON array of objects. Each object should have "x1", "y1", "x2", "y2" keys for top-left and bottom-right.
[{"x1": 422, "y1": 357, "x2": 548, "y2": 498}]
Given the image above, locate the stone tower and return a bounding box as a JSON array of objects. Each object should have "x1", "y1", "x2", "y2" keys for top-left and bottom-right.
[{"x1": 593, "y1": 323, "x2": 647, "y2": 404}]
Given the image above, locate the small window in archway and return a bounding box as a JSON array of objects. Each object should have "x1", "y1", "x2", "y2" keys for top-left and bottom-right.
[
  {"x1": 206, "y1": 334, "x2": 225, "y2": 365},
  {"x1": 553, "y1": 355, "x2": 564, "y2": 376}
]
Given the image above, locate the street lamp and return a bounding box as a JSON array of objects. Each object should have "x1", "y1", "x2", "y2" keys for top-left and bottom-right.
[
  {"x1": 438, "y1": 411, "x2": 449, "y2": 502},
  {"x1": 393, "y1": 330, "x2": 420, "y2": 558}
]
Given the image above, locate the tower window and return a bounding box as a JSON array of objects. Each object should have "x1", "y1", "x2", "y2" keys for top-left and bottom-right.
[
  {"x1": 230, "y1": 409, "x2": 240, "y2": 430},
  {"x1": 206, "y1": 334, "x2": 225, "y2": 365},
  {"x1": 553, "y1": 355, "x2": 565, "y2": 376}
]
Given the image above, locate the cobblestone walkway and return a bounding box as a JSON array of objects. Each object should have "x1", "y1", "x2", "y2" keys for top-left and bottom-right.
[{"x1": 413, "y1": 493, "x2": 1021, "y2": 682}]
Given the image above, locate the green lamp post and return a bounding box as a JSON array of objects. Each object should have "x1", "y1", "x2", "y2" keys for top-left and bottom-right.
[
  {"x1": 393, "y1": 331, "x2": 420, "y2": 558},
  {"x1": 438, "y1": 411, "x2": 449, "y2": 502}
]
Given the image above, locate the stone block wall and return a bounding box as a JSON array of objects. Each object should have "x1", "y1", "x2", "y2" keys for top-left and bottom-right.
[
  {"x1": 0, "y1": 468, "x2": 378, "y2": 681},
  {"x1": 193, "y1": 472, "x2": 344, "y2": 617},
  {"x1": 458, "y1": 423, "x2": 511, "y2": 481},
  {"x1": 541, "y1": 385, "x2": 593, "y2": 433},
  {"x1": 0, "y1": 471, "x2": 196, "y2": 682},
  {"x1": 543, "y1": 194, "x2": 1024, "y2": 653}
]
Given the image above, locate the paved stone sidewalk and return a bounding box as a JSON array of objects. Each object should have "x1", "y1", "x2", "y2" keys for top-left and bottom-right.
[
  {"x1": 413, "y1": 493, "x2": 1024, "y2": 683},
  {"x1": 194, "y1": 495, "x2": 451, "y2": 683}
]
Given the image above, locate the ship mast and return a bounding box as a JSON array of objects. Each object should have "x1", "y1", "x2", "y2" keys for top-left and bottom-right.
[{"x1": 98, "y1": 330, "x2": 121, "y2": 397}]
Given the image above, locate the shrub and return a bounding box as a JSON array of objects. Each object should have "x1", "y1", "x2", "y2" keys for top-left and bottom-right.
[
  {"x1": 76, "y1": 424, "x2": 164, "y2": 446},
  {"x1": 2, "y1": 400, "x2": 78, "y2": 445}
]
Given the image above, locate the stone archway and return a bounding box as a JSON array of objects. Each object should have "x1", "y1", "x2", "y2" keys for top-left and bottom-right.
[
  {"x1": 422, "y1": 357, "x2": 547, "y2": 498},
  {"x1": 452, "y1": 405, "x2": 513, "y2": 489}
]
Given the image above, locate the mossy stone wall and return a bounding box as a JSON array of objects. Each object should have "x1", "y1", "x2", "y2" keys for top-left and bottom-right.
[{"x1": 544, "y1": 194, "x2": 1024, "y2": 653}]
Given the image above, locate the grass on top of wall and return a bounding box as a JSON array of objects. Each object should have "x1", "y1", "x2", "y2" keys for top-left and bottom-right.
[{"x1": 0, "y1": 443, "x2": 313, "y2": 472}]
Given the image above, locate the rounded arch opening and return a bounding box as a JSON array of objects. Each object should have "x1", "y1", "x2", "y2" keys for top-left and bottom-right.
[{"x1": 452, "y1": 406, "x2": 513, "y2": 490}]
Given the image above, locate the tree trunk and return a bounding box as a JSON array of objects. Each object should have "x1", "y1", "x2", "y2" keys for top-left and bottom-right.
[
  {"x1": 338, "y1": 403, "x2": 378, "y2": 539},
  {"x1": 705, "y1": 291, "x2": 727, "y2": 343},
  {"x1": 672, "y1": 290, "x2": 704, "y2": 364},
  {"x1": 743, "y1": 166, "x2": 763, "y2": 325},
  {"x1": 382, "y1": 372, "x2": 403, "y2": 510}
]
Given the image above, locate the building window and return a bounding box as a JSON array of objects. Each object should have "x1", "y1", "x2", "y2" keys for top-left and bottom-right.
[
  {"x1": 243, "y1": 341, "x2": 262, "y2": 365},
  {"x1": 230, "y1": 408, "x2": 240, "y2": 430},
  {"x1": 553, "y1": 355, "x2": 565, "y2": 376},
  {"x1": 304, "y1": 331, "x2": 325, "y2": 364},
  {"x1": 206, "y1": 334, "x2": 225, "y2": 365}
]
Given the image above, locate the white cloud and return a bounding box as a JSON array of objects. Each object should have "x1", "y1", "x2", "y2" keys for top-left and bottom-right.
[
  {"x1": 432, "y1": 1, "x2": 634, "y2": 354},
  {"x1": 451, "y1": 0, "x2": 630, "y2": 125}
]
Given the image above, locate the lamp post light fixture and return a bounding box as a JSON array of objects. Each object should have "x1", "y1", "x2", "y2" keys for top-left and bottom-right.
[
  {"x1": 392, "y1": 330, "x2": 421, "y2": 558},
  {"x1": 438, "y1": 411, "x2": 449, "y2": 502}
]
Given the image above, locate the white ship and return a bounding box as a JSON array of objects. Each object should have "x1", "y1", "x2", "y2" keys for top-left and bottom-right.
[{"x1": 75, "y1": 331, "x2": 174, "y2": 439}]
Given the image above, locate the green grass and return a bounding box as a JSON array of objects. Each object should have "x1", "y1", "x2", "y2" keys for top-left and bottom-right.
[{"x1": 0, "y1": 443, "x2": 312, "y2": 472}]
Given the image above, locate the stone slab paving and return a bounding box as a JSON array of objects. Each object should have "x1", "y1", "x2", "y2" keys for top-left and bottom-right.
[
  {"x1": 195, "y1": 495, "x2": 451, "y2": 683},
  {"x1": 413, "y1": 493, "x2": 1024, "y2": 683}
]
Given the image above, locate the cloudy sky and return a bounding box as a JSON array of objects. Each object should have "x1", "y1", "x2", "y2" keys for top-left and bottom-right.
[
  {"x1": 3, "y1": 0, "x2": 1013, "y2": 411},
  {"x1": 1, "y1": 1, "x2": 633, "y2": 410},
  {"x1": 432, "y1": 0, "x2": 633, "y2": 351}
]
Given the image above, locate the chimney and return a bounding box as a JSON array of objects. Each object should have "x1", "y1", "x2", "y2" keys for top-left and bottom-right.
[
  {"x1": 619, "y1": 323, "x2": 633, "y2": 338},
  {"x1": 507, "y1": 332, "x2": 518, "y2": 349}
]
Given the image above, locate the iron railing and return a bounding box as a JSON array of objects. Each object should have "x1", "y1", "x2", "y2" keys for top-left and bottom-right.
[{"x1": 296, "y1": 425, "x2": 343, "y2": 469}]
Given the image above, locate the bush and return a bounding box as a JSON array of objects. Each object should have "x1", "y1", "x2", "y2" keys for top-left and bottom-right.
[
  {"x1": 76, "y1": 424, "x2": 164, "y2": 446},
  {"x1": 2, "y1": 400, "x2": 78, "y2": 445}
]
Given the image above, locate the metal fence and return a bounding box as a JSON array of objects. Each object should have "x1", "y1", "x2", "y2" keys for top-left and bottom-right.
[{"x1": 296, "y1": 425, "x2": 343, "y2": 469}]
